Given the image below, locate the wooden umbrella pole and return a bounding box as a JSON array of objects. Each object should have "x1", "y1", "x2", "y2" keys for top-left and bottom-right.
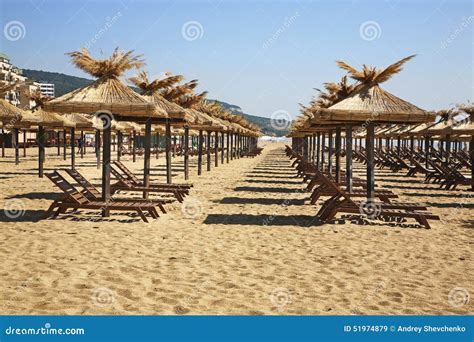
[
  {"x1": 14, "y1": 128, "x2": 19, "y2": 165},
  {"x1": 221, "y1": 131, "x2": 225, "y2": 164},
  {"x1": 316, "y1": 132, "x2": 321, "y2": 169},
  {"x1": 1, "y1": 129, "x2": 5, "y2": 158},
  {"x1": 445, "y1": 134, "x2": 451, "y2": 165},
  {"x1": 302, "y1": 135, "x2": 307, "y2": 161},
  {"x1": 184, "y1": 125, "x2": 189, "y2": 180},
  {"x1": 307, "y1": 135, "x2": 312, "y2": 162},
  {"x1": 63, "y1": 128, "x2": 67, "y2": 160},
  {"x1": 156, "y1": 132, "x2": 160, "y2": 159},
  {"x1": 172, "y1": 135, "x2": 177, "y2": 157},
  {"x1": 470, "y1": 135, "x2": 474, "y2": 191},
  {"x1": 366, "y1": 122, "x2": 375, "y2": 201},
  {"x1": 410, "y1": 135, "x2": 414, "y2": 165},
  {"x1": 24, "y1": 129, "x2": 27, "y2": 158},
  {"x1": 321, "y1": 133, "x2": 326, "y2": 169},
  {"x1": 214, "y1": 131, "x2": 219, "y2": 167},
  {"x1": 345, "y1": 124, "x2": 353, "y2": 192},
  {"x1": 206, "y1": 131, "x2": 211, "y2": 171},
  {"x1": 38, "y1": 126, "x2": 45, "y2": 178},
  {"x1": 328, "y1": 130, "x2": 333, "y2": 174},
  {"x1": 56, "y1": 130, "x2": 60, "y2": 156},
  {"x1": 198, "y1": 130, "x2": 203, "y2": 175},
  {"x1": 96, "y1": 130, "x2": 101, "y2": 169},
  {"x1": 424, "y1": 135, "x2": 429, "y2": 168},
  {"x1": 101, "y1": 117, "x2": 111, "y2": 217},
  {"x1": 117, "y1": 131, "x2": 122, "y2": 161},
  {"x1": 143, "y1": 119, "x2": 152, "y2": 199},
  {"x1": 165, "y1": 121, "x2": 172, "y2": 184},
  {"x1": 81, "y1": 130, "x2": 85, "y2": 159},
  {"x1": 132, "y1": 130, "x2": 136, "y2": 162},
  {"x1": 312, "y1": 134, "x2": 317, "y2": 163},
  {"x1": 226, "y1": 132, "x2": 230, "y2": 163},
  {"x1": 71, "y1": 127, "x2": 75, "y2": 169},
  {"x1": 335, "y1": 127, "x2": 341, "y2": 183},
  {"x1": 230, "y1": 133, "x2": 234, "y2": 161}
]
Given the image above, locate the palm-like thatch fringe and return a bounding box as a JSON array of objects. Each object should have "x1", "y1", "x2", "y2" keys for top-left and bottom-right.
[
  {"x1": 44, "y1": 48, "x2": 165, "y2": 117},
  {"x1": 128, "y1": 71, "x2": 192, "y2": 120},
  {"x1": 67, "y1": 48, "x2": 144, "y2": 78},
  {"x1": 129, "y1": 71, "x2": 184, "y2": 93},
  {"x1": 318, "y1": 55, "x2": 436, "y2": 123},
  {"x1": 336, "y1": 55, "x2": 416, "y2": 87}
]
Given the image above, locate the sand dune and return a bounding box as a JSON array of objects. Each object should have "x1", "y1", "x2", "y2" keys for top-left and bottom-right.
[{"x1": 0, "y1": 142, "x2": 472, "y2": 315}]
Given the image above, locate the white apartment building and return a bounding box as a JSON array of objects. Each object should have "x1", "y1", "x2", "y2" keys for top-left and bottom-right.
[
  {"x1": 36, "y1": 82, "x2": 55, "y2": 97},
  {"x1": 0, "y1": 53, "x2": 37, "y2": 109}
]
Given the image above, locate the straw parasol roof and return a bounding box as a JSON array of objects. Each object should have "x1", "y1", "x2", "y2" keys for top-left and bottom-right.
[
  {"x1": 43, "y1": 48, "x2": 165, "y2": 118},
  {"x1": 29, "y1": 108, "x2": 75, "y2": 128},
  {"x1": 319, "y1": 55, "x2": 436, "y2": 123},
  {"x1": 129, "y1": 71, "x2": 192, "y2": 121},
  {"x1": 0, "y1": 82, "x2": 26, "y2": 125},
  {"x1": 63, "y1": 113, "x2": 100, "y2": 130}
]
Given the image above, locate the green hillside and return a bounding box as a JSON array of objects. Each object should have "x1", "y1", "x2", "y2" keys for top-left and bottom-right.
[
  {"x1": 22, "y1": 69, "x2": 289, "y2": 136},
  {"x1": 22, "y1": 69, "x2": 93, "y2": 96}
]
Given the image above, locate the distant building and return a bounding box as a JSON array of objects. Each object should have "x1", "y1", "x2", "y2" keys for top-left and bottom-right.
[
  {"x1": 36, "y1": 82, "x2": 55, "y2": 97},
  {"x1": 0, "y1": 52, "x2": 37, "y2": 109}
]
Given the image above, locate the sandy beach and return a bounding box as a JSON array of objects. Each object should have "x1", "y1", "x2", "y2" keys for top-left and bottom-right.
[{"x1": 0, "y1": 142, "x2": 472, "y2": 315}]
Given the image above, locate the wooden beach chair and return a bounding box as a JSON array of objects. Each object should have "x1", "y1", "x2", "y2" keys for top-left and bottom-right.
[
  {"x1": 64, "y1": 168, "x2": 170, "y2": 213},
  {"x1": 313, "y1": 172, "x2": 439, "y2": 229},
  {"x1": 113, "y1": 161, "x2": 193, "y2": 190},
  {"x1": 109, "y1": 165, "x2": 188, "y2": 202},
  {"x1": 45, "y1": 171, "x2": 159, "y2": 222}
]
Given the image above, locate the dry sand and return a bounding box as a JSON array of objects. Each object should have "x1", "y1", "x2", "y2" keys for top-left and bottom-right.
[{"x1": 0, "y1": 142, "x2": 472, "y2": 315}]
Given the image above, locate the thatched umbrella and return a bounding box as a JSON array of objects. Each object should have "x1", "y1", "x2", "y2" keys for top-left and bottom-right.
[
  {"x1": 129, "y1": 71, "x2": 194, "y2": 182},
  {"x1": 28, "y1": 91, "x2": 75, "y2": 176},
  {"x1": 43, "y1": 48, "x2": 166, "y2": 209},
  {"x1": 317, "y1": 55, "x2": 436, "y2": 199},
  {"x1": 0, "y1": 82, "x2": 27, "y2": 160}
]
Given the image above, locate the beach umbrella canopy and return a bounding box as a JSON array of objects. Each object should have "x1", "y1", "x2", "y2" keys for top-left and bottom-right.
[
  {"x1": 63, "y1": 113, "x2": 101, "y2": 131},
  {"x1": 0, "y1": 82, "x2": 26, "y2": 126},
  {"x1": 42, "y1": 48, "x2": 167, "y2": 207},
  {"x1": 318, "y1": 55, "x2": 436, "y2": 124},
  {"x1": 44, "y1": 48, "x2": 165, "y2": 118},
  {"x1": 129, "y1": 71, "x2": 192, "y2": 121}
]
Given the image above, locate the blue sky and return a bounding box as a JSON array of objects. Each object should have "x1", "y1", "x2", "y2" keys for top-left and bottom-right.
[{"x1": 1, "y1": 0, "x2": 472, "y2": 119}]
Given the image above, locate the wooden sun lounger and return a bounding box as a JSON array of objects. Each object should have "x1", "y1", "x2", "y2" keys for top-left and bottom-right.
[
  {"x1": 308, "y1": 177, "x2": 397, "y2": 204},
  {"x1": 45, "y1": 171, "x2": 159, "y2": 222},
  {"x1": 113, "y1": 161, "x2": 193, "y2": 190},
  {"x1": 313, "y1": 171, "x2": 439, "y2": 229},
  {"x1": 64, "y1": 168, "x2": 170, "y2": 213},
  {"x1": 109, "y1": 166, "x2": 187, "y2": 203}
]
